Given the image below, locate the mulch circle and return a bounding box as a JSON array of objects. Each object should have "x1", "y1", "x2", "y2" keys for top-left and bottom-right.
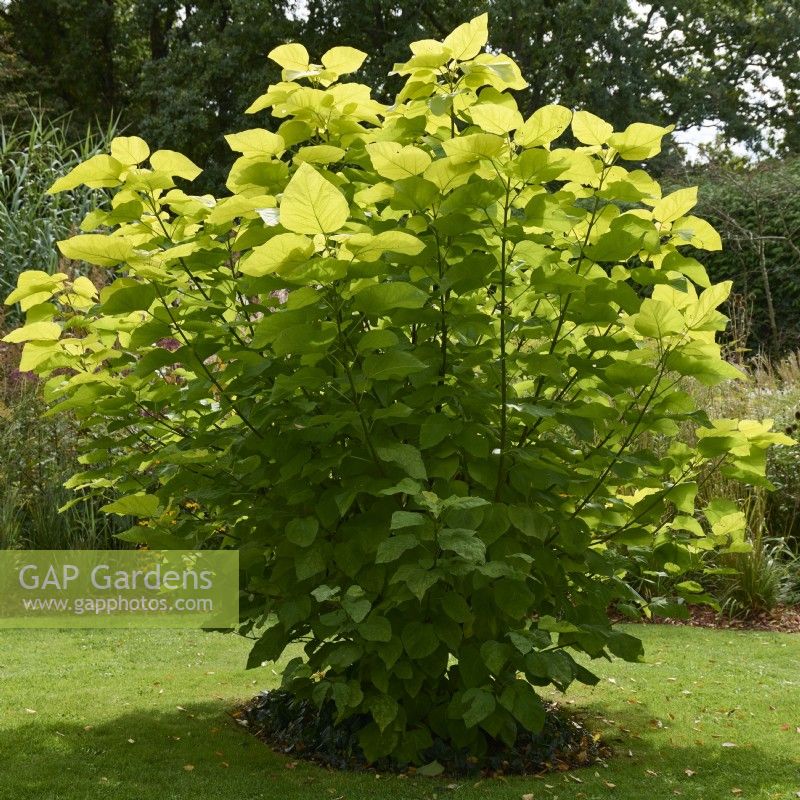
[
  {"x1": 235, "y1": 689, "x2": 610, "y2": 777},
  {"x1": 234, "y1": 610, "x2": 798, "y2": 776},
  {"x1": 617, "y1": 604, "x2": 800, "y2": 633}
]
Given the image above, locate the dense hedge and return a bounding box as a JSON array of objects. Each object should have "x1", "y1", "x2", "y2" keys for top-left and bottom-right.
[{"x1": 690, "y1": 159, "x2": 800, "y2": 355}]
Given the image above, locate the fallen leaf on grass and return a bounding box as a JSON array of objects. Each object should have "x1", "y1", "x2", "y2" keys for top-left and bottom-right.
[
  {"x1": 646, "y1": 769, "x2": 659, "y2": 777},
  {"x1": 127, "y1": 738, "x2": 135, "y2": 744},
  {"x1": 721, "y1": 742, "x2": 736, "y2": 748},
  {"x1": 684, "y1": 769, "x2": 696, "y2": 777},
  {"x1": 24, "y1": 708, "x2": 37, "y2": 714},
  {"x1": 522, "y1": 794, "x2": 534, "y2": 800},
  {"x1": 418, "y1": 761, "x2": 445, "y2": 777},
  {"x1": 731, "y1": 790, "x2": 743, "y2": 796},
  {"x1": 183, "y1": 764, "x2": 194, "y2": 772},
  {"x1": 604, "y1": 781, "x2": 616, "y2": 789}
]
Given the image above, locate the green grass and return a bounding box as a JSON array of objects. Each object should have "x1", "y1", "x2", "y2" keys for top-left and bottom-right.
[{"x1": 0, "y1": 626, "x2": 798, "y2": 799}]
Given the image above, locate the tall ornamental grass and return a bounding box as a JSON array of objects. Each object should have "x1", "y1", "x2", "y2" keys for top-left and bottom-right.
[{"x1": 0, "y1": 110, "x2": 117, "y2": 317}]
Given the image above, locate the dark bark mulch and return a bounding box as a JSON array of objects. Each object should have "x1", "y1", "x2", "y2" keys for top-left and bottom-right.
[
  {"x1": 617, "y1": 604, "x2": 800, "y2": 633},
  {"x1": 235, "y1": 689, "x2": 610, "y2": 777}
]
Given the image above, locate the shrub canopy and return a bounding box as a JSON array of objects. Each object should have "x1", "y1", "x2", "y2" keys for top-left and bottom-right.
[{"x1": 4, "y1": 14, "x2": 790, "y2": 766}]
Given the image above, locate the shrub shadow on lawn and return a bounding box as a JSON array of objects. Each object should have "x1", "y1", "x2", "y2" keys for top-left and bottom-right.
[
  {"x1": 1, "y1": 699, "x2": 797, "y2": 799},
  {"x1": 1, "y1": 701, "x2": 287, "y2": 799}
]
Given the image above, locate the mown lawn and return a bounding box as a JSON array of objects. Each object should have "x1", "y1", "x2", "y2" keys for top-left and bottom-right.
[{"x1": 0, "y1": 625, "x2": 798, "y2": 800}]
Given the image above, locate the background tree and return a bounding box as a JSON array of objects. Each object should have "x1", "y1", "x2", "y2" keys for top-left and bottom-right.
[
  {"x1": 128, "y1": 0, "x2": 296, "y2": 189},
  {"x1": 629, "y1": 1, "x2": 800, "y2": 154},
  {"x1": 2, "y1": 1, "x2": 798, "y2": 184},
  {"x1": 297, "y1": 1, "x2": 800, "y2": 155},
  {"x1": 0, "y1": 15, "x2": 36, "y2": 114},
  {"x1": 2, "y1": 0, "x2": 123, "y2": 117}
]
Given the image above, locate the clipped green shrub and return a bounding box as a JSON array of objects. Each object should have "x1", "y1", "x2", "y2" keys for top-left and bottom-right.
[{"x1": 3, "y1": 15, "x2": 791, "y2": 765}]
